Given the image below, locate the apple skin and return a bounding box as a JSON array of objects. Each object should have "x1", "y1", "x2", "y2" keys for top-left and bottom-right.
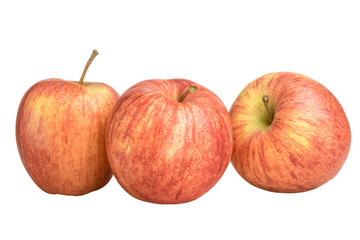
[
  {"x1": 16, "y1": 79, "x2": 119, "y2": 195},
  {"x1": 230, "y1": 72, "x2": 351, "y2": 193},
  {"x1": 105, "y1": 79, "x2": 233, "y2": 204}
]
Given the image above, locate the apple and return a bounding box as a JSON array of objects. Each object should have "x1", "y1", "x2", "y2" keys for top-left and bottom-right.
[
  {"x1": 230, "y1": 72, "x2": 351, "y2": 193},
  {"x1": 16, "y1": 50, "x2": 119, "y2": 195},
  {"x1": 105, "y1": 79, "x2": 233, "y2": 204}
]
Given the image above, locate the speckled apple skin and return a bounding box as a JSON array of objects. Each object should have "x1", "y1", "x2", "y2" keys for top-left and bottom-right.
[
  {"x1": 230, "y1": 72, "x2": 351, "y2": 193},
  {"x1": 16, "y1": 79, "x2": 119, "y2": 195},
  {"x1": 106, "y1": 79, "x2": 233, "y2": 204}
]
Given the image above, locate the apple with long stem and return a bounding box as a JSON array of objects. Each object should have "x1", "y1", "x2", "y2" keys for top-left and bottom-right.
[
  {"x1": 230, "y1": 72, "x2": 351, "y2": 193},
  {"x1": 105, "y1": 79, "x2": 233, "y2": 204},
  {"x1": 16, "y1": 50, "x2": 119, "y2": 196}
]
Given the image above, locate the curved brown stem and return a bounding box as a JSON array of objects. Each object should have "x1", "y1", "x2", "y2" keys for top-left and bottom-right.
[
  {"x1": 79, "y1": 49, "x2": 99, "y2": 85},
  {"x1": 178, "y1": 85, "x2": 197, "y2": 102}
]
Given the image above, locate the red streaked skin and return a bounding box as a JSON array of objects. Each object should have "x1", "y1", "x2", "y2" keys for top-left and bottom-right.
[
  {"x1": 16, "y1": 79, "x2": 119, "y2": 195},
  {"x1": 106, "y1": 79, "x2": 233, "y2": 204},
  {"x1": 230, "y1": 72, "x2": 351, "y2": 193}
]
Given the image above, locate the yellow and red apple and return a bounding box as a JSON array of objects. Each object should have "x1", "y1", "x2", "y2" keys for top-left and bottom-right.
[
  {"x1": 105, "y1": 79, "x2": 233, "y2": 204},
  {"x1": 230, "y1": 72, "x2": 351, "y2": 192},
  {"x1": 16, "y1": 50, "x2": 119, "y2": 195}
]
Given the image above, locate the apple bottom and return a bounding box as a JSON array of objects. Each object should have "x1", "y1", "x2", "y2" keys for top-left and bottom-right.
[
  {"x1": 108, "y1": 116, "x2": 232, "y2": 204},
  {"x1": 232, "y1": 130, "x2": 350, "y2": 193}
]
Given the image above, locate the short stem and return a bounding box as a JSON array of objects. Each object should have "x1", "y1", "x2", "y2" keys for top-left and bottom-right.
[
  {"x1": 79, "y1": 49, "x2": 99, "y2": 85},
  {"x1": 262, "y1": 95, "x2": 273, "y2": 122},
  {"x1": 178, "y1": 85, "x2": 197, "y2": 102}
]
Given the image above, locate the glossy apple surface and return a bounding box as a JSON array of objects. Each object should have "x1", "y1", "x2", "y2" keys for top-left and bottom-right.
[
  {"x1": 16, "y1": 79, "x2": 119, "y2": 195},
  {"x1": 106, "y1": 79, "x2": 233, "y2": 203},
  {"x1": 230, "y1": 72, "x2": 351, "y2": 192}
]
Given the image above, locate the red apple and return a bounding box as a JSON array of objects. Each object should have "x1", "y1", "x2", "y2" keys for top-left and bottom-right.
[
  {"x1": 105, "y1": 79, "x2": 233, "y2": 204},
  {"x1": 230, "y1": 72, "x2": 351, "y2": 192},
  {"x1": 16, "y1": 50, "x2": 119, "y2": 195}
]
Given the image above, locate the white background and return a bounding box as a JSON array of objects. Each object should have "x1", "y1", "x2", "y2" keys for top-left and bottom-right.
[{"x1": 1, "y1": 0, "x2": 359, "y2": 239}]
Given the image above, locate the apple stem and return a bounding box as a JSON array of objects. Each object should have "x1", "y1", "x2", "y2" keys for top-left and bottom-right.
[
  {"x1": 262, "y1": 95, "x2": 273, "y2": 122},
  {"x1": 79, "y1": 49, "x2": 99, "y2": 85},
  {"x1": 178, "y1": 85, "x2": 197, "y2": 102}
]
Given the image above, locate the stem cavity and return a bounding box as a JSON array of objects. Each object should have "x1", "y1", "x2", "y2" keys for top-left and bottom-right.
[
  {"x1": 178, "y1": 85, "x2": 197, "y2": 102},
  {"x1": 262, "y1": 95, "x2": 274, "y2": 123},
  {"x1": 79, "y1": 49, "x2": 99, "y2": 85}
]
